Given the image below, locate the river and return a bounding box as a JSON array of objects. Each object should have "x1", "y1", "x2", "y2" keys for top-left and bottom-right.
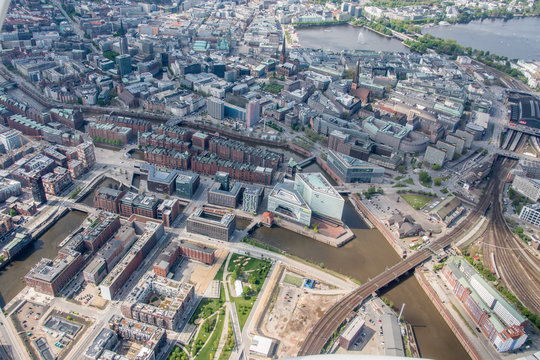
[
  {"x1": 251, "y1": 200, "x2": 470, "y2": 360},
  {"x1": 296, "y1": 24, "x2": 409, "y2": 52},
  {"x1": 0, "y1": 211, "x2": 87, "y2": 306},
  {"x1": 423, "y1": 17, "x2": 540, "y2": 60}
]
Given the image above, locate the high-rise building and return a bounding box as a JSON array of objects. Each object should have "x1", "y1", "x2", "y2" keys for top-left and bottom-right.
[
  {"x1": 117, "y1": 54, "x2": 132, "y2": 76},
  {"x1": 207, "y1": 97, "x2": 225, "y2": 120},
  {"x1": 119, "y1": 36, "x2": 129, "y2": 55},
  {"x1": 294, "y1": 172, "x2": 344, "y2": 220},
  {"x1": 267, "y1": 182, "x2": 312, "y2": 226},
  {"x1": 215, "y1": 171, "x2": 230, "y2": 191},
  {"x1": 30, "y1": 173, "x2": 47, "y2": 204},
  {"x1": 246, "y1": 100, "x2": 260, "y2": 127},
  {"x1": 175, "y1": 171, "x2": 200, "y2": 199},
  {"x1": 77, "y1": 142, "x2": 96, "y2": 169}
]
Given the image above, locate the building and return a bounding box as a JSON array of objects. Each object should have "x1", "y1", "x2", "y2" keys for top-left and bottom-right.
[
  {"x1": 121, "y1": 274, "x2": 194, "y2": 330},
  {"x1": 339, "y1": 316, "x2": 365, "y2": 350},
  {"x1": 327, "y1": 149, "x2": 384, "y2": 183},
  {"x1": 215, "y1": 171, "x2": 230, "y2": 191},
  {"x1": 430, "y1": 196, "x2": 464, "y2": 226},
  {"x1": 519, "y1": 159, "x2": 540, "y2": 179},
  {"x1": 178, "y1": 240, "x2": 215, "y2": 264},
  {"x1": 519, "y1": 204, "x2": 540, "y2": 227},
  {"x1": 295, "y1": 172, "x2": 344, "y2": 220},
  {"x1": 83, "y1": 257, "x2": 108, "y2": 285},
  {"x1": 207, "y1": 97, "x2": 225, "y2": 120},
  {"x1": 157, "y1": 199, "x2": 181, "y2": 227},
  {"x1": 175, "y1": 171, "x2": 200, "y2": 199},
  {"x1": 100, "y1": 217, "x2": 164, "y2": 300},
  {"x1": 42, "y1": 167, "x2": 72, "y2": 196},
  {"x1": 77, "y1": 142, "x2": 96, "y2": 169},
  {"x1": 30, "y1": 173, "x2": 47, "y2": 204},
  {"x1": 143, "y1": 164, "x2": 178, "y2": 195},
  {"x1": 0, "y1": 129, "x2": 23, "y2": 151},
  {"x1": 267, "y1": 182, "x2": 312, "y2": 226},
  {"x1": 108, "y1": 315, "x2": 166, "y2": 360},
  {"x1": 94, "y1": 187, "x2": 126, "y2": 214},
  {"x1": 424, "y1": 146, "x2": 446, "y2": 167},
  {"x1": 24, "y1": 249, "x2": 83, "y2": 296},
  {"x1": 186, "y1": 207, "x2": 236, "y2": 241},
  {"x1": 242, "y1": 184, "x2": 264, "y2": 213},
  {"x1": 67, "y1": 159, "x2": 84, "y2": 179},
  {"x1": 512, "y1": 176, "x2": 540, "y2": 202},
  {"x1": 49, "y1": 108, "x2": 83, "y2": 130},
  {"x1": 208, "y1": 181, "x2": 242, "y2": 208},
  {"x1": 0, "y1": 177, "x2": 21, "y2": 202},
  {"x1": 443, "y1": 256, "x2": 528, "y2": 352},
  {"x1": 119, "y1": 192, "x2": 160, "y2": 219},
  {"x1": 246, "y1": 100, "x2": 260, "y2": 127},
  {"x1": 82, "y1": 212, "x2": 121, "y2": 252},
  {"x1": 117, "y1": 54, "x2": 132, "y2": 76},
  {"x1": 85, "y1": 328, "x2": 118, "y2": 360}
]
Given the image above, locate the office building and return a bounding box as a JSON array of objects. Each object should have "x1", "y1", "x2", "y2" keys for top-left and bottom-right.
[
  {"x1": 119, "y1": 192, "x2": 160, "y2": 219},
  {"x1": 117, "y1": 54, "x2": 132, "y2": 76},
  {"x1": 186, "y1": 207, "x2": 236, "y2": 241},
  {"x1": 215, "y1": 171, "x2": 230, "y2": 191},
  {"x1": 512, "y1": 176, "x2": 540, "y2": 202},
  {"x1": 143, "y1": 164, "x2": 178, "y2": 195},
  {"x1": 157, "y1": 199, "x2": 181, "y2": 227},
  {"x1": 30, "y1": 173, "x2": 47, "y2": 204},
  {"x1": 94, "y1": 187, "x2": 126, "y2": 214},
  {"x1": 242, "y1": 184, "x2": 264, "y2": 213},
  {"x1": 42, "y1": 167, "x2": 72, "y2": 196},
  {"x1": 327, "y1": 150, "x2": 384, "y2": 184},
  {"x1": 100, "y1": 217, "x2": 164, "y2": 300},
  {"x1": 0, "y1": 177, "x2": 21, "y2": 203},
  {"x1": 267, "y1": 182, "x2": 312, "y2": 226},
  {"x1": 207, "y1": 97, "x2": 225, "y2": 120},
  {"x1": 519, "y1": 204, "x2": 540, "y2": 227},
  {"x1": 518, "y1": 159, "x2": 540, "y2": 179},
  {"x1": 339, "y1": 316, "x2": 365, "y2": 350},
  {"x1": 246, "y1": 100, "x2": 260, "y2": 127},
  {"x1": 83, "y1": 257, "x2": 108, "y2": 285},
  {"x1": 294, "y1": 173, "x2": 344, "y2": 220},
  {"x1": 175, "y1": 171, "x2": 200, "y2": 199},
  {"x1": 77, "y1": 142, "x2": 96, "y2": 169},
  {"x1": 424, "y1": 146, "x2": 446, "y2": 167},
  {"x1": 0, "y1": 129, "x2": 22, "y2": 151},
  {"x1": 81, "y1": 212, "x2": 121, "y2": 252},
  {"x1": 208, "y1": 181, "x2": 242, "y2": 208},
  {"x1": 25, "y1": 249, "x2": 83, "y2": 296}
]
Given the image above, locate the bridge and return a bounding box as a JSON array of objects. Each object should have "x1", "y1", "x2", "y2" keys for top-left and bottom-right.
[
  {"x1": 297, "y1": 156, "x2": 316, "y2": 169},
  {"x1": 298, "y1": 155, "x2": 512, "y2": 356}
]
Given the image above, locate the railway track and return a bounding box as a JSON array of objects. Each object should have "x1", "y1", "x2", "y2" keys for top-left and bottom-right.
[
  {"x1": 298, "y1": 156, "x2": 511, "y2": 356},
  {"x1": 481, "y1": 136, "x2": 540, "y2": 313}
]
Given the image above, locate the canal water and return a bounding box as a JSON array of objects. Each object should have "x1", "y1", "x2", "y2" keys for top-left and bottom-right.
[
  {"x1": 252, "y1": 200, "x2": 470, "y2": 360},
  {"x1": 296, "y1": 24, "x2": 409, "y2": 52},
  {"x1": 81, "y1": 177, "x2": 121, "y2": 207},
  {"x1": 423, "y1": 17, "x2": 540, "y2": 60},
  {"x1": 0, "y1": 211, "x2": 87, "y2": 306}
]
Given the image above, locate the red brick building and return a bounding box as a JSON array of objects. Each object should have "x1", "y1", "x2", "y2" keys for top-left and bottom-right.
[{"x1": 93, "y1": 187, "x2": 126, "y2": 214}]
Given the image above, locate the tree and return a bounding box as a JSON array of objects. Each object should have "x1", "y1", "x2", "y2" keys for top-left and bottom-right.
[
  {"x1": 419, "y1": 171, "x2": 432, "y2": 185},
  {"x1": 434, "y1": 177, "x2": 442, "y2": 186},
  {"x1": 8, "y1": 209, "x2": 17, "y2": 217}
]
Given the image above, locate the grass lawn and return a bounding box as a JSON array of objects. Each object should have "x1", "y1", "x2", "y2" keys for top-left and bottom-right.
[
  {"x1": 231, "y1": 295, "x2": 256, "y2": 330},
  {"x1": 404, "y1": 178, "x2": 414, "y2": 185},
  {"x1": 191, "y1": 313, "x2": 217, "y2": 355},
  {"x1": 190, "y1": 284, "x2": 225, "y2": 324},
  {"x1": 284, "y1": 274, "x2": 303, "y2": 287},
  {"x1": 227, "y1": 253, "x2": 270, "y2": 273},
  {"x1": 401, "y1": 194, "x2": 433, "y2": 210},
  {"x1": 214, "y1": 260, "x2": 227, "y2": 281},
  {"x1": 218, "y1": 322, "x2": 235, "y2": 360},
  {"x1": 195, "y1": 309, "x2": 226, "y2": 359}
]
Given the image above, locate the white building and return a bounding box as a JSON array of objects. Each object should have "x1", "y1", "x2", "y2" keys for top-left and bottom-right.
[
  {"x1": 512, "y1": 175, "x2": 540, "y2": 202},
  {"x1": 294, "y1": 172, "x2": 344, "y2": 220},
  {"x1": 519, "y1": 204, "x2": 540, "y2": 227},
  {"x1": 0, "y1": 129, "x2": 23, "y2": 152}
]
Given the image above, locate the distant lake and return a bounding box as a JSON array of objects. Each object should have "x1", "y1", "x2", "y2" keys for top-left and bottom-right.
[
  {"x1": 423, "y1": 17, "x2": 540, "y2": 60},
  {"x1": 296, "y1": 24, "x2": 409, "y2": 52}
]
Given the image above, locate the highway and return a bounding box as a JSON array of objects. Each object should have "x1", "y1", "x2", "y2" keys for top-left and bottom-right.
[{"x1": 298, "y1": 155, "x2": 513, "y2": 356}]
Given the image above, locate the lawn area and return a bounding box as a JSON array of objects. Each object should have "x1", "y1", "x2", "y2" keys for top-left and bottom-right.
[
  {"x1": 218, "y1": 322, "x2": 235, "y2": 360},
  {"x1": 214, "y1": 260, "x2": 227, "y2": 281},
  {"x1": 195, "y1": 309, "x2": 226, "y2": 359},
  {"x1": 401, "y1": 194, "x2": 433, "y2": 210},
  {"x1": 191, "y1": 313, "x2": 218, "y2": 356},
  {"x1": 190, "y1": 284, "x2": 225, "y2": 324},
  {"x1": 227, "y1": 253, "x2": 272, "y2": 330},
  {"x1": 284, "y1": 274, "x2": 303, "y2": 287}
]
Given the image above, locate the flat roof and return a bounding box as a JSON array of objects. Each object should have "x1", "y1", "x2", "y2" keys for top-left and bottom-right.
[{"x1": 296, "y1": 172, "x2": 341, "y2": 199}]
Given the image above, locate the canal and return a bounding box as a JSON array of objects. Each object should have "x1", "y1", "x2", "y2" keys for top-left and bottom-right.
[
  {"x1": 0, "y1": 210, "x2": 87, "y2": 306},
  {"x1": 251, "y1": 200, "x2": 470, "y2": 360}
]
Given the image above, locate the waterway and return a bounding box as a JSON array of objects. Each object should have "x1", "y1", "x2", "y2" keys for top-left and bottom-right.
[
  {"x1": 81, "y1": 177, "x2": 121, "y2": 207},
  {"x1": 0, "y1": 210, "x2": 87, "y2": 306},
  {"x1": 296, "y1": 24, "x2": 409, "y2": 53},
  {"x1": 423, "y1": 17, "x2": 540, "y2": 60},
  {"x1": 251, "y1": 200, "x2": 470, "y2": 360}
]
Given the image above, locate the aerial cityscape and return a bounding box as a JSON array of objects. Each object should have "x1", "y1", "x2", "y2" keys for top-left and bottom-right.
[{"x1": 0, "y1": 0, "x2": 539, "y2": 359}]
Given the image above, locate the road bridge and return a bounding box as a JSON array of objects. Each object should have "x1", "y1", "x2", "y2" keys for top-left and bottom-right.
[{"x1": 297, "y1": 156, "x2": 316, "y2": 169}]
